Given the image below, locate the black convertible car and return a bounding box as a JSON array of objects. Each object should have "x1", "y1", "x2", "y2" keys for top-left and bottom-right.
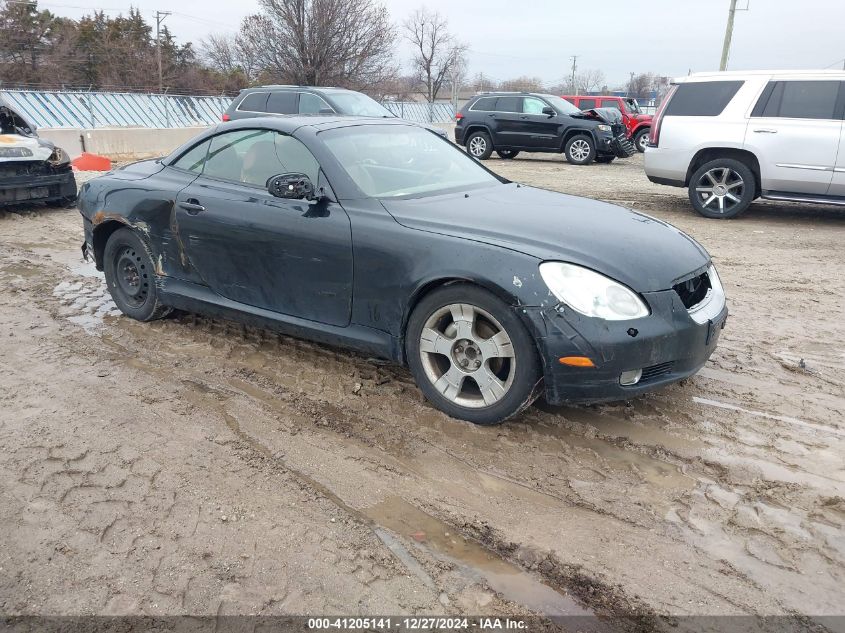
[{"x1": 78, "y1": 116, "x2": 727, "y2": 425}]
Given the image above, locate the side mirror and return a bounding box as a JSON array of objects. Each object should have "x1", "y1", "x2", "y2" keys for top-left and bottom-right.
[
  {"x1": 268, "y1": 173, "x2": 316, "y2": 200},
  {"x1": 542, "y1": 106, "x2": 556, "y2": 117}
]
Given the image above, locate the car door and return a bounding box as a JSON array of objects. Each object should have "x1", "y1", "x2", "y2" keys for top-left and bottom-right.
[
  {"x1": 745, "y1": 80, "x2": 842, "y2": 194},
  {"x1": 490, "y1": 96, "x2": 523, "y2": 147},
  {"x1": 518, "y1": 96, "x2": 561, "y2": 150},
  {"x1": 825, "y1": 82, "x2": 845, "y2": 197},
  {"x1": 174, "y1": 128, "x2": 353, "y2": 327}
]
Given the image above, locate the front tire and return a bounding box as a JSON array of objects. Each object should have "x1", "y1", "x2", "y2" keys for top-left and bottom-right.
[
  {"x1": 466, "y1": 131, "x2": 493, "y2": 160},
  {"x1": 406, "y1": 284, "x2": 542, "y2": 425},
  {"x1": 688, "y1": 158, "x2": 756, "y2": 219},
  {"x1": 103, "y1": 227, "x2": 171, "y2": 321},
  {"x1": 496, "y1": 150, "x2": 520, "y2": 159},
  {"x1": 595, "y1": 155, "x2": 615, "y2": 164},
  {"x1": 633, "y1": 128, "x2": 649, "y2": 153},
  {"x1": 564, "y1": 134, "x2": 596, "y2": 165}
]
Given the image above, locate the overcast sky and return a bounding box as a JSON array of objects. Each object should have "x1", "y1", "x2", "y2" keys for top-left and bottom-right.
[{"x1": 40, "y1": 0, "x2": 845, "y2": 88}]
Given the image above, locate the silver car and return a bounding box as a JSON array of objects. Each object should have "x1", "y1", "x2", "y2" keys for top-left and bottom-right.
[{"x1": 644, "y1": 70, "x2": 845, "y2": 218}]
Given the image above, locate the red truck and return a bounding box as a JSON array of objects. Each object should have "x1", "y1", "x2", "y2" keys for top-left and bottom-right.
[{"x1": 562, "y1": 95, "x2": 653, "y2": 152}]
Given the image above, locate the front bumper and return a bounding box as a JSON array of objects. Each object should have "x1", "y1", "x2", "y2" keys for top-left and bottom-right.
[
  {"x1": 522, "y1": 289, "x2": 727, "y2": 405},
  {"x1": 0, "y1": 163, "x2": 77, "y2": 206}
]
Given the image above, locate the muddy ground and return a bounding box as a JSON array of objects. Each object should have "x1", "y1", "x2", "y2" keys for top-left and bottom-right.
[{"x1": 1, "y1": 154, "x2": 843, "y2": 625}]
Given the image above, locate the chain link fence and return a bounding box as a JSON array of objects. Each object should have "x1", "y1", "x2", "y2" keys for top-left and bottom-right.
[{"x1": 1, "y1": 89, "x2": 457, "y2": 129}]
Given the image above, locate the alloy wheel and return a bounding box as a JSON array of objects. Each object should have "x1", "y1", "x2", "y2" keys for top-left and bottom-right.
[
  {"x1": 637, "y1": 133, "x2": 648, "y2": 151},
  {"x1": 569, "y1": 139, "x2": 591, "y2": 162},
  {"x1": 418, "y1": 303, "x2": 516, "y2": 409},
  {"x1": 695, "y1": 167, "x2": 745, "y2": 215},
  {"x1": 468, "y1": 136, "x2": 487, "y2": 157}
]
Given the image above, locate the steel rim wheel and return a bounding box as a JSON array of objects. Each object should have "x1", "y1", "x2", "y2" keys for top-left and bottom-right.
[
  {"x1": 637, "y1": 133, "x2": 648, "y2": 151},
  {"x1": 695, "y1": 167, "x2": 745, "y2": 214},
  {"x1": 418, "y1": 303, "x2": 516, "y2": 409},
  {"x1": 468, "y1": 136, "x2": 487, "y2": 157},
  {"x1": 569, "y1": 139, "x2": 591, "y2": 161},
  {"x1": 112, "y1": 246, "x2": 149, "y2": 308}
]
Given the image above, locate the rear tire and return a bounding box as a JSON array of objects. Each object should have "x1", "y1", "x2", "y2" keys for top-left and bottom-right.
[
  {"x1": 496, "y1": 150, "x2": 520, "y2": 159},
  {"x1": 466, "y1": 131, "x2": 493, "y2": 160},
  {"x1": 406, "y1": 284, "x2": 542, "y2": 425},
  {"x1": 688, "y1": 158, "x2": 755, "y2": 219},
  {"x1": 103, "y1": 227, "x2": 171, "y2": 321},
  {"x1": 564, "y1": 134, "x2": 596, "y2": 165},
  {"x1": 633, "y1": 128, "x2": 649, "y2": 153}
]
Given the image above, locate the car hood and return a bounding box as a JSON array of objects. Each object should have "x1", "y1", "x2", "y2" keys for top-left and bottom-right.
[
  {"x1": 0, "y1": 133, "x2": 54, "y2": 162},
  {"x1": 381, "y1": 184, "x2": 710, "y2": 292}
]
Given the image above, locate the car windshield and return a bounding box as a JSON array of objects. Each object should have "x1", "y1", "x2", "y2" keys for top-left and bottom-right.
[
  {"x1": 321, "y1": 125, "x2": 501, "y2": 198},
  {"x1": 625, "y1": 98, "x2": 642, "y2": 114},
  {"x1": 325, "y1": 91, "x2": 394, "y2": 117},
  {"x1": 541, "y1": 95, "x2": 582, "y2": 115}
]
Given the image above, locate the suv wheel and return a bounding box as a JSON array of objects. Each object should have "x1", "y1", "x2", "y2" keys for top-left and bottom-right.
[
  {"x1": 496, "y1": 150, "x2": 520, "y2": 159},
  {"x1": 406, "y1": 284, "x2": 542, "y2": 425},
  {"x1": 689, "y1": 158, "x2": 756, "y2": 219},
  {"x1": 466, "y1": 131, "x2": 493, "y2": 160},
  {"x1": 633, "y1": 128, "x2": 649, "y2": 153},
  {"x1": 564, "y1": 134, "x2": 595, "y2": 165}
]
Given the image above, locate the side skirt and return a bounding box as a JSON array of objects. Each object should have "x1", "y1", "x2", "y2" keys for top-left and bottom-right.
[
  {"x1": 158, "y1": 277, "x2": 402, "y2": 363},
  {"x1": 762, "y1": 191, "x2": 845, "y2": 207}
]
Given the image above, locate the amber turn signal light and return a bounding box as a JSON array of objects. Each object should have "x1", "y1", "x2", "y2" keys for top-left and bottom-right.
[{"x1": 558, "y1": 356, "x2": 595, "y2": 368}]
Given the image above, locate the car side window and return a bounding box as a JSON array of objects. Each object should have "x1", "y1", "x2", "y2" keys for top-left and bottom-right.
[
  {"x1": 579, "y1": 98, "x2": 597, "y2": 109},
  {"x1": 663, "y1": 81, "x2": 743, "y2": 116},
  {"x1": 522, "y1": 97, "x2": 547, "y2": 114},
  {"x1": 470, "y1": 96, "x2": 497, "y2": 111},
  {"x1": 601, "y1": 100, "x2": 622, "y2": 111},
  {"x1": 299, "y1": 92, "x2": 334, "y2": 114},
  {"x1": 172, "y1": 139, "x2": 211, "y2": 173},
  {"x1": 202, "y1": 129, "x2": 320, "y2": 189},
  {"x1": 238, "y1": 92, "x2": 268, "y2": 113},
  {"x1": 753, "y1": 80, "x2": 840, "y2": 120},
  {"x1": 266, "y1": 92, "x2": 298, "y2": 114},
  {"x1": 495, "y1": 97, "x2": 521, "y2": 113}
]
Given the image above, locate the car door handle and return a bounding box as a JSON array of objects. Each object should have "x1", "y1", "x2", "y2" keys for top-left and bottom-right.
[
  {"x1": 753, "y1": 128, "x2": 778, "y2": 133},
  {"x1": 179, "y1": 199, "x2": 205, "y2": 215}
]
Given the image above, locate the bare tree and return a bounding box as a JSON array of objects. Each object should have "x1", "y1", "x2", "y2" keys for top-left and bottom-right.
[
  {"x1": 575, "y1": 68, "x2": 605, "y2": 95},
  {"x1": 627, "y1": 72, "x2": 657, "y2": 98},
  {"x1": 251, "y1": 0, "x2": 396, "y2": 89},
  {"x1": 202, "y1": 33, "x2": 237, "y2": 74},
  {"x1": 403, "y1": 8, "x2": 466, "y2": 103},
  {"x1": 499, "y1": 75, "x2": 545, "y2": 93}
]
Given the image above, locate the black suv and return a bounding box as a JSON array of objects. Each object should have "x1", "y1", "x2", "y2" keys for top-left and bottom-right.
[
  {"x1": 455, "y1": 93, "x2": 633, "y2": 165},
  {"x1": 223, "y1": 86, "x2": 396, "y2": 121}
]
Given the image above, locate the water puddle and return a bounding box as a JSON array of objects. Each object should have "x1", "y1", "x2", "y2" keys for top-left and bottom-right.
[
  {"x1": 365, "y1": 496, "x2": 593, "y2": 617},
  {"x1": 52, "y1": 261, "x2": 119, "y2": 332}
]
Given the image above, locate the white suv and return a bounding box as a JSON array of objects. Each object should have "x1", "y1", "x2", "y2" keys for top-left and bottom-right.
[{"x1": 644, "y1": 70, "x2": 845, "y2": 218}]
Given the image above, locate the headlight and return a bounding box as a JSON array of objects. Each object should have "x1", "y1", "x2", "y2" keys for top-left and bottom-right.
[
  {"x1": 48, "y1": 147, "x2": 70, "y2": 165},
  {"x1": 539, "y1": 262, "x2": 649, "y2": 320},
  {"x1": 596, "y1": 124, "x2": 612, "y2": 133}
]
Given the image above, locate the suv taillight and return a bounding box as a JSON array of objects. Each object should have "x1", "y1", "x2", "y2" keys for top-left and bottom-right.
[
  {"x1": 222, "y1": 113, "x2": 231, "y2": 122},
  {"x1": 649, "y1": 85, "x2": 676, "y2": 148},
  {"x1": 455, "y1": 112, "x2": 464, "y2": 122}
]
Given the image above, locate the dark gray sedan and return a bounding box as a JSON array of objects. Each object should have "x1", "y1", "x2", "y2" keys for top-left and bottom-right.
[{"x1": 78, "y1": 116, "x2": 727, "y2": 425}]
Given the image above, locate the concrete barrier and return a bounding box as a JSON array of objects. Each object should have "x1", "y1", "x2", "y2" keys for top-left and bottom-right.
[{"x1": 38, "y1": 126, "x2": 210, "y2": 161}]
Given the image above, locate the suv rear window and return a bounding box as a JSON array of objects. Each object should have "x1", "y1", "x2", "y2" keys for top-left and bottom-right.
[
  {"x1": 664, "y1": 81, "x2": 743, "y2": 116},
  {"x1": 495, "y1": 97, "x2": 521, "y2": 113},
  {"x1": 238, "y1": 92, "x2": 268, "y2": 113},
  {"x1": 266, "y1": 92, "x2": 297, "y2": 114},
  {"x1": 470, "y1": 97, "x2": 497, "y2": 111},
  {"x1": 752, "y1": 80, "x2": 842, "y2": 120}
]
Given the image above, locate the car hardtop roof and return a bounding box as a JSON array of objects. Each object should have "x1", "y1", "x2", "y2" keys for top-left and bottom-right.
[
  {"x1": 216, "y1": 114, "x2": 418, "y2": 134},
  {"x1": 674, "y1": 69, "x2": 845, "y2": 83}
]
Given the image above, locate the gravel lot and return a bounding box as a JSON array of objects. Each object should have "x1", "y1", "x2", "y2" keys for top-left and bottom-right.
[{"x1": 1, "y1": 153, "x2": 843, "y2": 623}]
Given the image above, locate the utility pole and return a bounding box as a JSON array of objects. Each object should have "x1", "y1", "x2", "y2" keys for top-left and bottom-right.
[
  {"x1": 155, "y1": 10, "x2": 171, "y2": 93},
  {"x1": 570, "y1": 55, "x2": 578, "y2": 95},
  {"x1": 720, "y1": 0, "x2": 749, "y2": 71}
]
